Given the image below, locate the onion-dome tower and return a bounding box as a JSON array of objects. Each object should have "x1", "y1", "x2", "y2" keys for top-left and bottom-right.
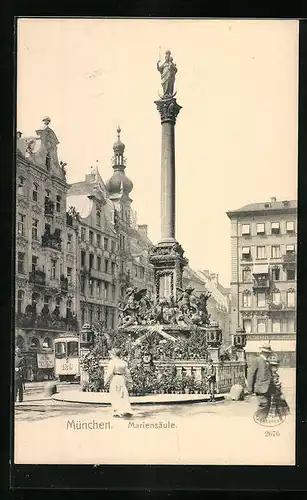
[{"x1": 105, "y1": 126, "x2": 133, "y2": 196}]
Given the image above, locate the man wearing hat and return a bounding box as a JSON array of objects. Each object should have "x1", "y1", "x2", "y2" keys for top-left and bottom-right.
[
  {"x1": 247, "y1": 341, "x2": 273, "y2": 417},
  {"x1": 15, "y1": 347, "x2": 25, "y2": 402}
]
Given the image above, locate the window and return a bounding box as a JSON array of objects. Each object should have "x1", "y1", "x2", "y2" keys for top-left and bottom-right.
[
  {"x1": 97, "y1": 256, "x2": 101, "y2": 271},
  {"x1": 256, "y1": 246, "x2": 266, "y2": 259},
  {"x1": 51, "y1": 259, "x2": 57, "y2": 279},
  {"x1": 287, "y1": 291, "x2": 295, "y2": 307},
  {"x1": 243, "y1": 292, "x2": 252, "y2": 308},
  {"x1": 243, "y1": 319, "x2": 252, "y2": 334},
  {"x1": 32, "y1": 218, "x2": 38, "y2": 240},
  {"x1": 67, "y1": 234, "x2": 72, "y2": 252},
  {"x1": 89, "y1": 231, "x2": 93, "y2": 245},
  {"x1": 105, "y1": 282, "x2": 109, "y2": 300},
  {"x1": 111, "y1": 240, "x2": 116, "y2": 252},
  {"x1": 54, "y1": 228, "x2": 61, "y2": 239},
  {"x1": 140, "y1": 267, "x2": 145, "y2": 279},
  {"x1": 18, "y1": 177, "x2": 25, "y2": 195},
  {"x1": 89, "y1": 254, "x2": 94, "y2": 269},
  {"x1": 257, "y1": 223, "x2": 265, "y2": 235},
  {"x1": 17, "y1": 213, "x2": 25, "y2": 236},
  {"x1": 42, "y1": 337, "x2": 52, "y2": 348},
  {"x1": 45, "y1": 223, "x2": 51, "y2": 235},
  {"x1": 271, "y1": 245, "x2": 281, "y2": 259},
  {"x1": 32, "y1": 183, "x2": 38, "y2": 202},
  {"x1": 104, "y1": 238, "x2": 109, "y2": 251},
  {"x1": 45, "y1": 152, "x2": 51, "y2": 171},
  {"x1": 30, "y1": 337, "x2": 40, "y2": 348},
  {"x1": 31, "y1": 256, "x2": 38, "y2": 273},
  {"x1": 271, "y1": 222, "x2": 280, "y2": 234},
  {"x1": 242, "y1": 268, "x2": 252, "y2": 283},
  {"x1": 257, "y1": 293, "x2": 266, "y2": 307},
  {"x1": 96, "y1": 210, "x2": 101, "y2": 227},
  {"x1": 89, "y1": 279, "x2": 94, "y2": 296},
  {"x1": 89, "y1": 307, "x2": 93, "y2": 326},
  {"x1": 17, "y1": 252, "x2": 25, "y2": 274},
  {"x1": 120, "y1": 261, "x2": 124, "y2": 274},
  {"x1": 286, "y1": 221, "x2": 295, "y2": 233},
  {"x1": 286, "y1": 269, "x2": 295, "y2": 281},
  {"x1": 241, "y1": 247, "x2": 251, "y2": 259},
  {"x1": 17, "y1": 290, "x2": 24, "y2": 314},
  {"x1": 81, "y1": 277, "x2": 85, "y2": 294},
  {"x1": 241, "y1": 224, "x2": 250, "y2": 235},
  {"x1": 257, "y1": 320, "x2": 266, "y2": 333},
  {"x1": 104, "y1": 259, "x2": 109, "y2": 274},
  {"x1": 286, "y1": 244, "x2": 295, "y2": 254},
  {"x1": 56, "y1": 195, "x2": 61, "y2": 212},
  {"x1": 67, "y1": 267, "x2": 72, "y2": 282},
  {"x1": 81, "y1": 227, "x2": 86, "y2": 241},
  {"x1": 96, "y1": 280, "x2": 101, "y2": 298},
  {"x1": 272, "y1": 291, "x2": 281, "y2": 305},
  {"x1": 81, "y1": 251, "x2": 86, "y2": 267},
  {"x1": 45, "y1": 189, "x2": 50, "y2": 202},
  {"x1": 111, "y1": 262, "x2": 116, "y2": 275},
  {"x1": 81, "y1": 306, "x2": 85, "y2": 326},
  {"x1": 272, "y1": 319, "x2": 281, "y2": 333},
  {"x1": 111, "y1": 284, "x2": 116, "y2": 301},
  {"x1": 286, "y1": 318, "x2": 295, "y2": 332},
  {"x1": 97, "y1": 234, "x2": 101, "y2": 247}
]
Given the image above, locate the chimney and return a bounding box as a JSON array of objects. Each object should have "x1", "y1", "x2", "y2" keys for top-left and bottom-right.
[
  {"x1": 138, "y1": 224, "x2": 148, "y2": 237},
  {"x1": 271, "y1": 197, "x2": 277, "y2": 202}
]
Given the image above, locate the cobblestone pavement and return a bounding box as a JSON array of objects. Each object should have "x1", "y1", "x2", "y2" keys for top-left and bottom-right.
[{"x1": 14, "y1": 369, "x2": 296, "y2": 466}]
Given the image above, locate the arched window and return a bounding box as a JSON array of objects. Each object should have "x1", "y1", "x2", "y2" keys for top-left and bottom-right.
[
  {"x1": 16, "y1": 335, "x2": 25, "y2": 349},
  {"x1": 96, "y1": 210, "x2": 101, "y2": 227},
  {"x1": 17, "y1": 290, "x2": 24, "y2": 314},
  {"x1": 18, "y1": 177, "x2": 25, "y2": 195},
  {"x1": 32, "y1": 183, "x2": 38, "y2": 202},
  {"x1": 45, "y1": 189, "x2": 51, "y2": 203},
  {"x1": 42, "y1": 337, "x2": 52, "y2": 348},
  {"x1": 29, "y1": 337, "x2": 40, "y2": 348}
]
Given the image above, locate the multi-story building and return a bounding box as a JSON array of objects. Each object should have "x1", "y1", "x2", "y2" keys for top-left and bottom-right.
[
  {"x1": 66, "y1": 127, "x2": 155, "y2": 331},
  {"x1": 15, "y1": 118, "x2": 79, "y2": 381},
  {"x1": 226, "y1": 197, "x2": 297, "y2": 366},
  {"x1": 183, "y1": 267, "x2": 231, "y2": 343}
]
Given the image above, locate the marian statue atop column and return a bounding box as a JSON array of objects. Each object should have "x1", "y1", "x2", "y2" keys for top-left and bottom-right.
[{"x1": 157, "y1": 49, "x2": 177, "y2": 99}]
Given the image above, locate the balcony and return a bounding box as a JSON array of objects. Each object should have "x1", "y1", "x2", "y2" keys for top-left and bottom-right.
[
  {"x1": 282, "y1": 252, "x2": 296, "y2": 268},
  {"x1": 268, "y1": 301, "x2": 296, "y2": 312},
  {"x1": 29, "y1": 269, "x2": 46, "y2": 286},
  {"x1": 15, "y1": 312, "x2": 78, "y2": 332},
  {"x1": 41, "y1": 232, "x2": 62, "y2": 251},
  {"x1": 44, "y1": 199, "x2": 54, "y2": 216},
  {"x1": 252, "y1": 277, "x2": 270, "y2": 292}
]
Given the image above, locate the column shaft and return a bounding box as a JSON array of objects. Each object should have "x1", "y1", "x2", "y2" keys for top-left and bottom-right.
[{"x1": 161, "y1": 122, "x2": 176, "y2": 242}]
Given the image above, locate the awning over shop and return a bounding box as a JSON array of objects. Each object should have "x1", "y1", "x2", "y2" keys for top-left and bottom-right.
[{"x1": 252, "y1": 264, "x2": 269, "y2": 275}]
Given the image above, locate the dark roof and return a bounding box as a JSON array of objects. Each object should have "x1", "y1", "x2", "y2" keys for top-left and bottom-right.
[{"x1": 227, "y1": 199, "x2": 297, "y2": 218}]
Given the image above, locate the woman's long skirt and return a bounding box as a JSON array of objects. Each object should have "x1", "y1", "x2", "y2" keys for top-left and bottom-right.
[{"x1": 109, "y1": 375, "x2": 133, "y2": 416}]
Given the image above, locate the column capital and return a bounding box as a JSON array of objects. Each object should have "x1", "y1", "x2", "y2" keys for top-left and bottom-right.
[{"x1": 154, "y1": 97, "x2": 182, "y2": 124}]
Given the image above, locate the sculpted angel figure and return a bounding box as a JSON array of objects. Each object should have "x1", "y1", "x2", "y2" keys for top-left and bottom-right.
[{"x1": 157, "y1": 50, "x2": 177, "y2": 98}]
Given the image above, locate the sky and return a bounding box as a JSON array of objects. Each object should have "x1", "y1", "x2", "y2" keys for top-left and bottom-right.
[{"x1": 17, "y1": 19, "x2": 298, "y2": 287}]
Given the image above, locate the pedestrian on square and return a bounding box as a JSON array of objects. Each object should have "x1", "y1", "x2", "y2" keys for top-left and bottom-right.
[
  {"x1": 247, "y1": 341, "x2": 273, "y2": 419},
  {"x1": 206, "y1": 359, "x2": 216, "y2": 402},
  {"x1": 267, "y1": 354, "x2": 290, "y2": 419},
  {"x1": 104, "y1": 347, "x2": 133, "y2": 418},
  {"x1": 15, "y1": 347, "x2": 25, "y2": 403}
]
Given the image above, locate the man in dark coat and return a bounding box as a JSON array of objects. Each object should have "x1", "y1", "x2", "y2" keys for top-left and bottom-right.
[
  {"x1": 15, "y1": 347, "x2": 25, "y2": 402},
  {"x1": 247, "y1": 341, "x2": 273, "y2": 418},
  {"x1": 206, "y1": 359, "x2": 217, "y2": 402}
]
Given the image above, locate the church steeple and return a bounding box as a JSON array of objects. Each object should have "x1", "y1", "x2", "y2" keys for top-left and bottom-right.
[{"x1": 105, "y1": 126, "x2": 133, "y2": 196}]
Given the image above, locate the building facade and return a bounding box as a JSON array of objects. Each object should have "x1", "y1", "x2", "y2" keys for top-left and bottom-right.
[
  {"x1": 183, "y1": 267, "x2": 231, "y2": 344},
  {"x1": 15, "y1": 118, "x2": 79, "y2": 381},
  {"x1": 227, "y1": 197, "x2": 297, "y2": 366},
  {"x1": 66, "y1": 127, "x2": 155, "y2": 332}
]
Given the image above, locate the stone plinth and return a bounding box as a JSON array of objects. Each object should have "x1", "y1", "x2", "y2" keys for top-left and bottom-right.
[{"x1": 149, "y1": 241, "x2": 188, "y2": 302}]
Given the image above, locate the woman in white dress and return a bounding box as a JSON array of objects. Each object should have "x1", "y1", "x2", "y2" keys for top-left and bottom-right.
[{"x1": 104, "y1": 348, "x2": 133, "y2": 418}]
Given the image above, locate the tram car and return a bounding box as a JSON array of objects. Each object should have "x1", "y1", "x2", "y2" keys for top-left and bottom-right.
[{"x1": 54, "y1": 335, "x2": 80, "y2": 382}]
